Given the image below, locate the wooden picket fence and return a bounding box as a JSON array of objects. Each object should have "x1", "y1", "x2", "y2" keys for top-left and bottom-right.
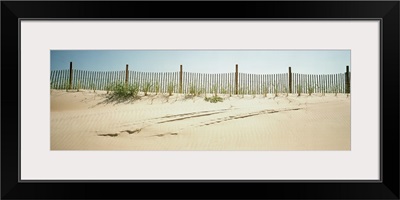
[
  {"x1": 50, "y1": 70, "x2": 181, "y2": 93},
  {"x1": 50, "y1": 63, "x2": 351, "y2": 94}
]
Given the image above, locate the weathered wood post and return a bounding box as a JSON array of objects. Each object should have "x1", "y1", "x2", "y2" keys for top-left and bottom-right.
[
  {"x1": 345, "y1": 65, "x2": 350, "y2": 93},
  {"x1": 179, "y1": 65, "x2": 183, "y2": 93},
  {"x1": 69, "y1": 62, "x2": 73, "y2": 90},
  {"x1": 235, "y1": 64, "x2": 238, "y2": 95},
  {"x1": 288, "y1": 66, "x2": 292, "y2": 93},
  {"x1": 125, "y1": 64, "x2": 129, "y2": 86}
]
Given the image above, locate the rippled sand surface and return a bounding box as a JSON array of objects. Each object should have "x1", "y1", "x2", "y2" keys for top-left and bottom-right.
[{"x1": 51, "y1": 90, "x2": 350, "y2": 150}]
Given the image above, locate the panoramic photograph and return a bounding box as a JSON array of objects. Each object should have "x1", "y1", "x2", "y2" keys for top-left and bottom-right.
[{"x1": 50, "y1": 50, "x2": 351, "y2": 150}]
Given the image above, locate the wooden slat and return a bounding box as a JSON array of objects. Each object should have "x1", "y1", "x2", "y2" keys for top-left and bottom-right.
[
  {"x1": 80, "y1": 70, "x2": 84, "y2": 90},
  {"x1": 80, "y1": 70, "x2": 84, "y2": 89},
  {"x1": 59, "y1": 70, "x2": 63, "y2": 89},
  {"x1": 58, "y1": 70, "x2": 63, "y2": 89},
  {"x1": 95, "y1": 71, "x2": 99, "y2": 90},
  {"x1": 52, "y1": 70, "x2": 56, "y2": 89},
  {"x1": 53, "y1": 70, "x2": 58, "y2": 89},
  {"x1": 74, "y1": 70, "x2": 78, "y2": 90}
]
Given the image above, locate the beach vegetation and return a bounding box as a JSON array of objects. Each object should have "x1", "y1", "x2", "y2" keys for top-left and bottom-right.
[
  {"x1": 204, "y1": 96, "x2": 224, "y2": 103},
  {"x1": 228, "y1": 84, "x2": 232, "y2": 97},
  {"x1": 221, "y1": 87, "x2": 227, "y2": 95},
  {"x1": 105, "y1": 81, "x2": 113, "y2": 94},
  {"x1": 108, "y1": 82, "x2": 140, "y2": 100},
  {"x1": 239, "y1": 87, "x2": 245, "y2": 98},
  {"x1": 90, "y1": 81, "x2": 96, "y2": 93},
  {"x1": 76, "y1": 80, "x2": 80, "y2": 92},
  {"x1": 273, "y1": 84, "x2": 279, "y2": 97},
  {"x1": 204, "y1": 84, "x2": 224, "y2": 103},
  {"x1": 297, "y1": 84, "x2": 303, "y2": 96},
  {"x1": 263, "y1": 84, "x2": 268, "y2": 97},
  {"x1": 167, "y1": 82, "x2": 174, "y2": 96},
  {"x1": 308, "y1": 84, "x2": 314, "y2": 96},
  {"x1": 154, "y1": 81, "x2": 160, "y2": 95},
  {"x1": 65, "y1": 82, "x2": 70, "y2": 92},
  {"x1": 212, "y1": 84, "x2": 218, "y2": 97},
  {"x1": 197, "y1": 88, "x2": 204, "y2": 97},
  {"x1": 331, "y1": 85, "x2": 339, "y2": 96},
  {"x1": 142, "y1": 81, "x2": 152, "y2": 96},
  {"x1": 283, "y1": 85, "x2": 289, "y2": 97},
  {"x1": 319, "y1": 83, "x2": 326, "y2": 96},
  {"x1": 189, "y1": 83, "x2": 197, "y2": 96}
]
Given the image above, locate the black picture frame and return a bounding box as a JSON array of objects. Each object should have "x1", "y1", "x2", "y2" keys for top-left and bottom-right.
[{"x1": 2, "y1": 1, "x2": 399, "y2": 199}]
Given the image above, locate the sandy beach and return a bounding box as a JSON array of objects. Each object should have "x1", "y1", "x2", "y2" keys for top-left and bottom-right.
[{"x1": 51, "y1": 90, "x2": 350, "y2": 150}]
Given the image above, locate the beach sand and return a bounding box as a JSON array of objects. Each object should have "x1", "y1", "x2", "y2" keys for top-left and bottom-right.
[{"x1": 51, "y1": 90, "x2": 350, "y2": 150}]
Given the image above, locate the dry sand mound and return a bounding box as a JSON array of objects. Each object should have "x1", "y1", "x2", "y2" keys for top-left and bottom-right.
[{"x1": 51, "y1": 89, "x2": 350, "y2": 150}]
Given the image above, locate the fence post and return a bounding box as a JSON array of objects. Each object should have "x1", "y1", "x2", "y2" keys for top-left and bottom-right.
[
  {"x1": 69, "y1": 62, "x2": 73, "y2": 90},
  {"x1": 125, "y1": 64, "x2": 129, "y2": 86},
  {"x1": 345, "y1": 65, "x2": 350, "y2": 93},
  {"x1": 235, "y1": 64, "x2": 238, "y2": 95},
  {"x1": 179, "y1": 65, "x2": 183, "y2": 93},
  {"x1": 288, "y1": 66, "x2": 292, "y2": 93}
]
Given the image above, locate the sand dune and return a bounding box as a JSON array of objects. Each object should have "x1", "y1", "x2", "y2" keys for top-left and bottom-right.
[{"x1": 50, "y1": 89, "x2": 350, "y2": 150}]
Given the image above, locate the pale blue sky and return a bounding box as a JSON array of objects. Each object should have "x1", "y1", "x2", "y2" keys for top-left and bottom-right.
[{"x1": 50, "y1": 50, "x2": 350, "y2": 74}]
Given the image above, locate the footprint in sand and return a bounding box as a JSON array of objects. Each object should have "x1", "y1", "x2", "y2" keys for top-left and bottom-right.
[
  {"x1": 98, "y1": 133, "x2": 119, "y2": 137},
  {"x1": 121, "y1": 128, "x2": 142, "y2": 134},
  {"x1": 154, "y1": 132, "x2": 179, "y2": 137}
]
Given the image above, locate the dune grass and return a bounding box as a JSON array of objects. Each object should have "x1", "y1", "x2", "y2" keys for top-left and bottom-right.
[
  {"x1": 107, "y1": 82, "x2": 140, "y2": 101},
  {"x1": 154, "y1": 81, "x2": 160, "y2": 95},
  {"x1": 204, "y1": 96, "x2": 224, "y2": 103},
  {"x1": 273, "y1": 84, "x2": 279, "y2": 97},
  {"x1": 331, "y1": 85, "x2": 339, "y2": 96},
  {"x1": 297, "y1": 84, "x2": 303, "y2": 97},
  {"x1": 142, "y1": 81, "x2": 152, "y2": 96},
  {"x1": 283, "y1": 85, "x2": 289, "y2": 97},
  {"x1": 263, "y1": 84, "x2": 268, "y2": 97},
  {"x1": 167, "y1": 82, "x2": 174, "y2": 96},
  {"x1": 189, "y1": 83, "x2": 197, "y2": 96},
  {"x1": 308, "y1": 84, "x2": 314, "y2": 96},
  {"x1": 204, "y1": 84, "x2": 224, "y2": 103}
]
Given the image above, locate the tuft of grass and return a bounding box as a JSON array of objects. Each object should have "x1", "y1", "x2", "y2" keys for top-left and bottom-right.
[
  {"x1": 90, "y1": 81, "x2": 96, "y2": 93},
  {"x1": 297, "y1": 84, "x2": 303, "y2": 97},
  {"x1": 189, "y1": 84, "x2": 197, "y2": 96},
  {"x1": 228, "y1": 84, "x2": 232, "y2": 97},
  {"x1": 283, "y1": 86, "x2": 289, "y2": 97},
  {"x1": 142, "y1": 81, "x2": 152, "y2": 96},
  {"x1": 154, "y1": 81, "x2": 160, "y2": 95},
  {"x1": 127, "y1": 83, "x2": 140, "y2": 97},
  {"x1": 50, "y1": 80, "x2": 54, "y2": 93},
  {"x1": 108, "y1": 82, "x2": 140, "y2": 100},
  {"x1": 105, "y1": 81, "x2": 114, "y2": 94},
  {"x1": 331, "y1": 85, "x2": 339, "y2": 96},
  {"x1": 239, "y1": 87, "x2": 245, "y2": 98},
  {"x1": 204, "y1": 96, "x2": 224, "y2": 103},
  {"x1": 319, "y1": 84, "x2": 326, "y2": 96},
  {"x1": 263, "y1": 85, "x2": 268, "y2": 97},
  {"x1": 197, "y1": 88, "x2": 204, "y2": 97},
  {"x1": 308, "y1": 84, "x2": 314, "y2": 96},
  {"x1": 221, "y1": 87, "x2": 227, "y2": 95},
  {"x1": 273, "y1": 84, "x2": 279, "y2": 97},
  {"x1": 65, "y1": 82, "x2": 69, "y2": 92},
  {"x1": 252, "y1": 90, "x2": 256, "y2": 98},
  {"x1": 77, "y1": 80, "x2": 81, "y2": 92},
  {"x1": 167, "y1": 82, "x2": 174, "y2": 96},
  {"x1": 212, "y1": 84, "x2": 218, "y2": 97}
]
